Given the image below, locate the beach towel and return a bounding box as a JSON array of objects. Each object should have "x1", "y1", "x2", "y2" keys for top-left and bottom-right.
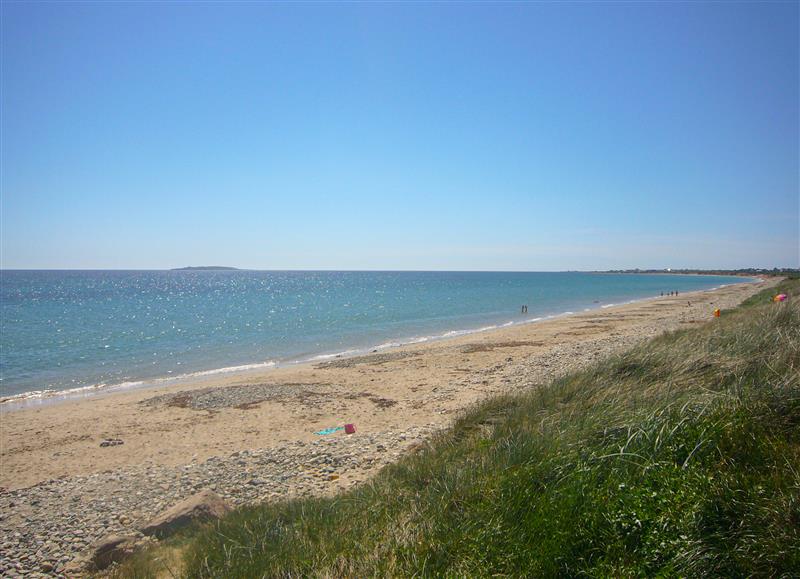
[{"x1": 315, "y1": 426, "x2": 344, "y2": 435}]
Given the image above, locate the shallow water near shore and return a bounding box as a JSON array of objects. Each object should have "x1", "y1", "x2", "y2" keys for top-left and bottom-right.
[{"x1": 1, "y1": 271, "x2": 751, "y2": 402}]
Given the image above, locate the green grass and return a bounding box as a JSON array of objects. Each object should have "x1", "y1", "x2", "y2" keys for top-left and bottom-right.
[
  {"x1": 115, "y1": 280, "x2": 800, "y2": 578},
  {"x1": 740, "y1": 276, "x2": 798, "y2": 308}
]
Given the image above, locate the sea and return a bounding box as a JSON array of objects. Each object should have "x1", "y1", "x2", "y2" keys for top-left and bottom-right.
[{"x1": 0, "y1": 270, "x2": 752, "y2": 403}]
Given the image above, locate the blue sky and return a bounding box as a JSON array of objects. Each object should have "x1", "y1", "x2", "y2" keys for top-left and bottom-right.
[{"x1": 1, "y1": 1, "x2": 798, "y2": 270}]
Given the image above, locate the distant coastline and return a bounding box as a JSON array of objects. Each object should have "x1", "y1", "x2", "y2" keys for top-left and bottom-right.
[
  {"x1": 600, "y1": 268, "x2": 796, "y2": 277},
  {"x1": 170, "y1": 266, "x2": 240, "y2": 271}
]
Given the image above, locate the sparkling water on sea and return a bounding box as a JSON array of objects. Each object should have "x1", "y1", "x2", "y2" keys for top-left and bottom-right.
[{"x1": 0, "y1": 271, "x2": 749, "y2": 399}]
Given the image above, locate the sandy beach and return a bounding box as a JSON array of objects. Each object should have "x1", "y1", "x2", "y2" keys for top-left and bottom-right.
[{"x1": 0, "y1": 278, "x2": 775, "y2": 576}]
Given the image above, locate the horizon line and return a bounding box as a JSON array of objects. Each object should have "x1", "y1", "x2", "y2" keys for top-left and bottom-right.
[{"x1": 0, "y1": 268, "x2": 792, "y2": 273}]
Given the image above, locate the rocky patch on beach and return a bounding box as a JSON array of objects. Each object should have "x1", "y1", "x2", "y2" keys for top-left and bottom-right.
[
  {"x1": 460, "y1": 340, "x2": 545, "y2": 354},
  {"x1": 314, "y1": 351, "x2": 420, "y2": 369},
  {"x1": 0, "y1": 425, "x2": 438, "y2": 577},
  {"x1": 140, "y1": 382, "x2": 334, "y2": 411}
]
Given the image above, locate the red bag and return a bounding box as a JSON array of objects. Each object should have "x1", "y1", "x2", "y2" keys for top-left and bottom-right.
[{"x1": 344, "y1": 423, "x2": 356, "y2": 434}]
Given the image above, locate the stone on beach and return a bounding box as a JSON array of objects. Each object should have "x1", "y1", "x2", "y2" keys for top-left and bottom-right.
[
  {"x1": 139, "y1": 489, "x2": 231, "y2": 537},
  {"x1": 63, "y1": 534, "x2": 146, "y2": 575}
]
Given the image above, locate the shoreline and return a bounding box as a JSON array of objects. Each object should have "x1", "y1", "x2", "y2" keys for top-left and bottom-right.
[
  {"x1": 0, "y1": 275, "x2": 760, "y2": 412},
  {"x1": 0, "y1": 278, "x2": 776, "y2": 575},
  {"x1": 0, "y1": 278, "x2": 772, "y2": 489}
]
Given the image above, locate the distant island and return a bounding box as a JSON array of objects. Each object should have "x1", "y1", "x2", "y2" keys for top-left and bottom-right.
[{"x1": 171, "y1": 266, "x2": 240, "y2": 271}]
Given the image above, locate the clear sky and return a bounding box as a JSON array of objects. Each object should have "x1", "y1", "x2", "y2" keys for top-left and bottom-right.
[{"x1": 1, "y1": 1, "x2": 798, "y2": 271}]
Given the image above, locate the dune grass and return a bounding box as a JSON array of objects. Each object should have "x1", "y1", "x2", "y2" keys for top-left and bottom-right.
[{"x1": 114, "y1": 279, "x2": 800, "y2": 578}]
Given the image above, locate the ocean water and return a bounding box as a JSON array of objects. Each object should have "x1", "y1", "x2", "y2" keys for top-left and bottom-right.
[{"x1": 0, "y1": 271, "x2": 750, "y2": 401}]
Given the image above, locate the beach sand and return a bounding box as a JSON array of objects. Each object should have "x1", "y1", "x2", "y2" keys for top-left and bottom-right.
[{"x1": 0, "y1": 278, "x2": 775, "y2": 575}]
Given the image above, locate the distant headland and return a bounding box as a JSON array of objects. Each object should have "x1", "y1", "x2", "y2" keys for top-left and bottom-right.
[
  {"x1": 170, "y1": 266, "x2": 240, "y2": 271},
  {"x1": 600, "y1": 267, "x2": 798, "y2": 277}
]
